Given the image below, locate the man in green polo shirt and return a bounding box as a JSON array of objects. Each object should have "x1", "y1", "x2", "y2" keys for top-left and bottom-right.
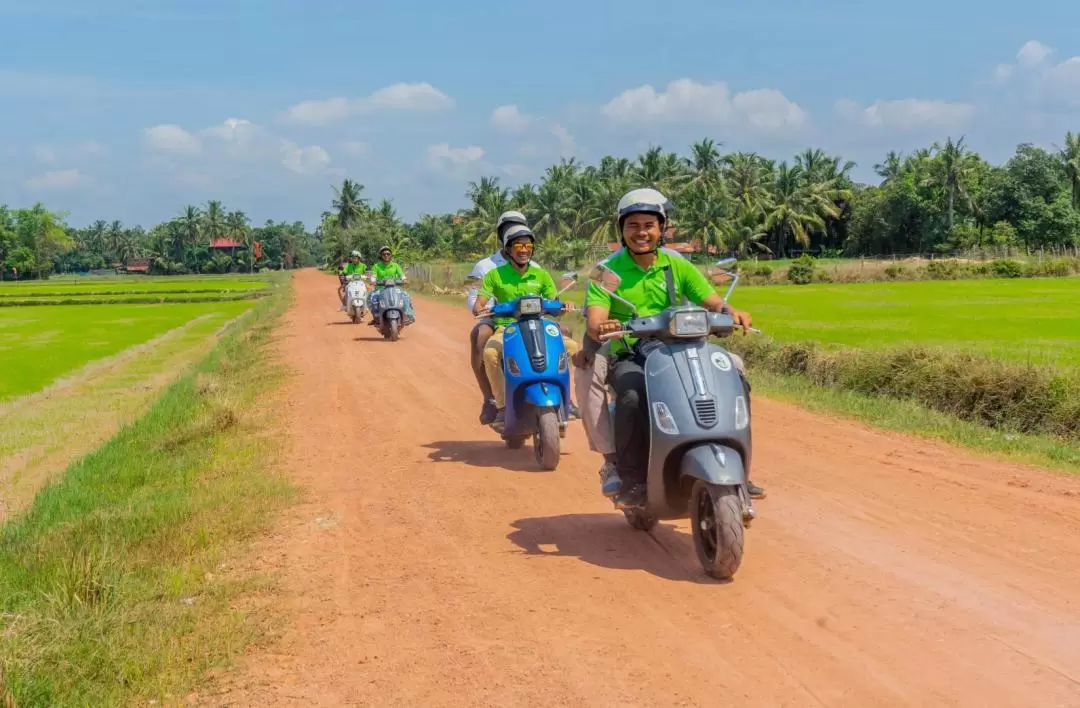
[
  {"x1": 585, "y1": 188, "x2": 760, "y2": 508},
  {"x1": 368, "y1": 245, "x2": 415, "y2": 323},
  {"x1": 473, "y1": 224, "x2": 580, "y2": 427},
  {"x1": 338, "y1": 250, "x2": 366, "y2": 312}
]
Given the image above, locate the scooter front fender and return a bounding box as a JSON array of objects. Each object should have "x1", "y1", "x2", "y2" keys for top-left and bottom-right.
[
  {"x1": 522, "y1": 382, "x2": 563, "y2": 409},
  {"x1": 680, "y1": 443, "x2": 745, "y2": 486}
]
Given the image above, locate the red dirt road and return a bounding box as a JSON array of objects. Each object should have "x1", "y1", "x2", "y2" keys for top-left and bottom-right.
[{"x1": 208, "y1": 269, "x2": 1080, "y2": 707}]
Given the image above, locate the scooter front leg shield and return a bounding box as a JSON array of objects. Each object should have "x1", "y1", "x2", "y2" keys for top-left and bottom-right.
[
  {"x1": 522, "y1": 382, "x2": 563, "y2": 409},
  {"x1": 680, "y1": 443, "x2": 745, "y2": 486}
]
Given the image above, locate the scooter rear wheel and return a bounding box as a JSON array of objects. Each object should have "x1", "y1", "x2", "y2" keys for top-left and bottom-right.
[
  {"x1": 690, "y1": 481, "x2": 745, "y2": 580},
  {"x1": 505, "y1": 436, "x2": 526, "y2": 450}
]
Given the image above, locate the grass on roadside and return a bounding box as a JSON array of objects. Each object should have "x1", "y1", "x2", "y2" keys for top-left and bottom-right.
[{"x1": 0, "y1": 279, "x2": 295, "y2": 706}]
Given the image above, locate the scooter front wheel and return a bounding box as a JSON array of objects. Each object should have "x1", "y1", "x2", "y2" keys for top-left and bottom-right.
[
  {"x1": 534, "y1": 407, "x2": 560, "y2": 470},
  {"x1": 388, "y1": 319, "x2": 400, "y2": 341},
  {"x1": 690, "y1": 481, "x2": 745, "y2": 580}
]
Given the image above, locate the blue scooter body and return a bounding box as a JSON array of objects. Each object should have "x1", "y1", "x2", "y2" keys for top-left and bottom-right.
[{"x1": 490, "y1": 297, "x2": 571, "y2": 439}]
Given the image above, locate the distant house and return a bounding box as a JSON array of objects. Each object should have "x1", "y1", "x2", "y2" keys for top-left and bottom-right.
[
  {"x1": 121, "y1": 258, "x2": 152, "y2": 274},
  {"x1": 210, "y1": 238, "x2": 246, "y2": 252}
]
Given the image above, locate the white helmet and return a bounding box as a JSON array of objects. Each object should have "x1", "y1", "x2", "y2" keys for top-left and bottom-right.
[
  {"x1": 500, "y1": 223, "x2": 536, "y2": 253},
  {"x1": 350, "y1": 250, "x2": 361, "y2": 259},
  {"x1": 496, "y1": 210, "x2": 528, "y2": 237},
  {"x1": 616, "y1": 188, "x2": 670, "y2": 250}
]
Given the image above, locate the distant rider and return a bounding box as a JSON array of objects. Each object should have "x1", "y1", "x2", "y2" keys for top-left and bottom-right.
[
  {"x1": 368, "y1": 246, "x2": 416, "y2": 324},
  {"x1": 584, "y1": 188, "x2": 762, "y2": 508},
  {"x1": 338, "y1": 250, "x2": 367, "y2": 312},
  {"x1": 473, "y1": 224, "x2": 581, "y2": 428}
]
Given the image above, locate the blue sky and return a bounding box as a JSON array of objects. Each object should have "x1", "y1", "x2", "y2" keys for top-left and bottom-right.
[{"x1": 1, "y1": 0, "x2": 1078, "y2": 228}]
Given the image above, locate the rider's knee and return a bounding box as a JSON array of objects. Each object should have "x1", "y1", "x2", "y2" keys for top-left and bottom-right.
[
  {"x1": 729, "y1": 351, "x2": 747, "y2": 377},
  {"x1": 482, "y1": 343, "x2": 501, "y2": 368}
]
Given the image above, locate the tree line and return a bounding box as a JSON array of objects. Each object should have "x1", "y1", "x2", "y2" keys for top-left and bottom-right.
[{"x1": 3, "y1": 131, "x2": 1079, "y2": 278}]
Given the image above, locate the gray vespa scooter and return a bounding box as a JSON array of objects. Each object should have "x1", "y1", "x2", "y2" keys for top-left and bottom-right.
[{"x1": 591, "y1": 260, "x2": 755, "y2": 580}]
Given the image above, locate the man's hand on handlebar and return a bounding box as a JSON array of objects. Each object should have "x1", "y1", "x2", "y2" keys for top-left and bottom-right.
[
  {"x1": 596, "y1": 319, "x2": 622, "y2": 336},
  {"x1": 729, "y1": 307, "x2": 752, "y2": 333}
]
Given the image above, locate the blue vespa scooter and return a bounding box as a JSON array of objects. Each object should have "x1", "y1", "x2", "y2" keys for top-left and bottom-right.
[{"x1": 482, "y1": 273, "x2": 578, "y2": 470}]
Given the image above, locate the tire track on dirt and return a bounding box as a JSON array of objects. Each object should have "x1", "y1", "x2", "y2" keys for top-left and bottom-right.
[{"x1": 204, "y1": 269, "x2": 1080, "y2": 707}]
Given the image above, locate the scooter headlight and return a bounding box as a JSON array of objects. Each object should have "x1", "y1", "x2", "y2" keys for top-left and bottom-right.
[
  {"x1": 518, "y1": 297, "x2": 543, "y2": 315},
  {"x1": 670, "y1": 310, "x2": 709, "y2": 338}
]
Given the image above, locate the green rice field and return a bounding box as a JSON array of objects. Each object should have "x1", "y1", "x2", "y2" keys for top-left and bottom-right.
[
  {"x1": 729, "y1": 277, "x2": 1080, "y2": 368},
  {"x1": 0, "y1": 275, "x2": 274, "y2": 402}
]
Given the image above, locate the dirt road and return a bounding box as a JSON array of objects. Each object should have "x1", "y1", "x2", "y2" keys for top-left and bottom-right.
[{"x1": 207, "y1": 269, "x2": 1080, "y2": 707}]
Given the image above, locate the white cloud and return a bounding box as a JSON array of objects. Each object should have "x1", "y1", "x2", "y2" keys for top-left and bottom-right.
[
  {"x1": 551, "y1": 123, "x2": 576, "y2": 157},
  {"x1": 426, "y1": 143, "x2": 485, "y2": 170},
  {"x1": 340, "y1": 140, "x2": 370, "y2": 157},
  {"x1": 24, "y1": 168, "x2": 88, "y2": 189},
  {"x1": 492, "y1": 104, "x2": 531, "y2": 133},
  {"x1": 281, "y1": 141, "x2": 332, "y2": 174},
  {"x1": 601, "y1": 78, "x2": 807, "y2": 135},
  {"x1": 1017, "y1": 40, "x2": 1052, "y2": 68},
  {"x1": 143, "y1": 124, "x2": 202, "y2": 154},
  {"x1": 732, "y1": 89, "x2": 810, "y2": 133},
  {"x1": 835, "y1": 98, "x2": 975, "y2": 131},
  {"x1": 1041, "y1": 56, "x2": 1080, "y2": 106},
  {"x1": 990, "y1": 41, "x2": 1080, "y2": 108},
  {"x1": 281, "y1": 82, "x2": 454, "y2": 126}
]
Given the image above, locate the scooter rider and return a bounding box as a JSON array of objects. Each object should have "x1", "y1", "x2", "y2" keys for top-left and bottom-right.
[
  {"x1": 338, "y1": 250, "x2": 366, "y2": 312},
  {"x1": 573, "y1": 191, "x2": 701, "y2": 497},
  {"x1": 468, "y1": 210, "x2": 529, "y2": 424},
  {"x1": 585, "y1": 188, "x2": 762, "y2": 508},
  {"x1": 473, "y1": 224, "x2": 581, "y2": 428},
  {"x1": 368, "y1": 246, "x2": 415, "y2": 324}
]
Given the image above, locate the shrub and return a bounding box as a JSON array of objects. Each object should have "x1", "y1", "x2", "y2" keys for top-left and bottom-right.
[
  {"x1": 787, "y1": 254, "x2": 817, "y2": 285},
  {"x1": 989, "y1": 259, "x2": 1024, "y2": 278},
  {"x1": 725, "y1": 334, "x2": 1080, "y2": 439}
]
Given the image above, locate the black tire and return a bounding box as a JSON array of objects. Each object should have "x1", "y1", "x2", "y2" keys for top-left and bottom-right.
[
  {"x1": 534, "y1": 408, "x2": 560, "y2": 470},
  {"x1": 505, "y1": 436, "x2": 526, "y2": 450},
  {"x1": 690, "y1": 481, "x2": 745, "y2": 580},
  {"x1": 623, "y1": 508, "x2": 658, "y2": 532},
  {"x1": 388, "y1": 318, "x2": 400, "y2": 341},
  {"x1": 351, "y1": 310, "x2": 360, "y2": 324}
]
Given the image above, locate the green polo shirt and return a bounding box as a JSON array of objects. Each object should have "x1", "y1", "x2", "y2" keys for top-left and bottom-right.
[
  {"x1": 342, "y1": 261, "x2": 366, "y2": 276},
  {"x1": 371, "y1": 261, "x2": 405, "y2": 281},
  {"x1": 585, "y1": 249, "x2": 715, "y2": 353},
  {"x1": 479, "y1": 262, "x2": 557, "y2": 328}
]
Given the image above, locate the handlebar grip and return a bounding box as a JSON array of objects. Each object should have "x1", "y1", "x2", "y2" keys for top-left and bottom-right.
[{"x1": 598, "y1": 331, "x2": 627, "y2": 342}]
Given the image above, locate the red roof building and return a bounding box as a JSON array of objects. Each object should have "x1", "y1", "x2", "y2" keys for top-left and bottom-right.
[{"x1": 209, "y1": 238, "x2": 246, "y2": 249}]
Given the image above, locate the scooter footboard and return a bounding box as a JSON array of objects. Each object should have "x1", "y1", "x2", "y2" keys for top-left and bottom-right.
[{"x1": 680, "y1": 443, "x2": 745, "y2": 486}]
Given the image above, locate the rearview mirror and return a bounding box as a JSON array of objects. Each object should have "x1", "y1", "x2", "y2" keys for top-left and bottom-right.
[
  {"x1": 588, "y1": 263, "x2": 622, "y2": 294},
  {"x1": 556, "y1": 271, "x2": 579, "y2": 291}
]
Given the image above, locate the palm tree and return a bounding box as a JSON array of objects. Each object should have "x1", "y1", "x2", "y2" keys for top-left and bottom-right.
[
  {"x1": 682, "y1": 138, "x2": 724, "y2": 189},
  {"x1": 174, "y1": 205, "x2": 201, "y2": 263},
  {"x1": 203, "y1": 200, "x2": 227, "y2": 243},
  {"x1": 1056, "y1": 131, "x2": 1080, "y2": 210},
  {"x1": 332, "y1": 178, "x2": 368, "y2": 231},
  {"x1": 923, "y1": 136, "x2": 979, "y2": 232}
]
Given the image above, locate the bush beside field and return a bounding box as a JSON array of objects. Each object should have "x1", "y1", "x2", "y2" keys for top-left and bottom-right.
[
  {"x1": 742, "y1": 254, "x2": 1080, "y2": 286},
  {"x1": 724, "y1": 335, "x2": 1080, "y2": 440}
]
